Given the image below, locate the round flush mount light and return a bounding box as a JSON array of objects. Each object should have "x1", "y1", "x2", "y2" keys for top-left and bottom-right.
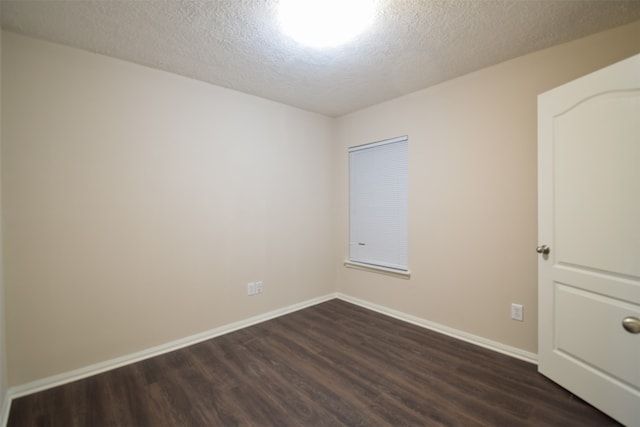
[{"x1": 278, "y1": 0, "x2": 377, "y2": 49}]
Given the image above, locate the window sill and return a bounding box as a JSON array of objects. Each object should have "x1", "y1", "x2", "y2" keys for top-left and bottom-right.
[{"x1": 344, "y1": 261, "x2": 411, "y2": 279}]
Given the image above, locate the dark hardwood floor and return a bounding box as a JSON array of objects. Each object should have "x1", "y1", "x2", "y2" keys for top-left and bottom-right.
[{"x1": 8, "y1": 299, "x2": 621, "y2": 426}]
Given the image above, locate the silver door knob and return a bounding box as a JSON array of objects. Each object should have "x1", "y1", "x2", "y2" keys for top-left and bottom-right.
[
  {"x1": 622, "y1": 317, "x2": 640, "y2": 334},
  {"x1": 536, "y1": 245, "x2": 550, "y2": 255}
]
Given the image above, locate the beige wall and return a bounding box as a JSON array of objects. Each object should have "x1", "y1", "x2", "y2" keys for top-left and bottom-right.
[
  {"x1": 2, "y1": 32, "x2": 335, "y2": 386},
  {"x1": 333, "y1": 20, "x2": 640, "y2": 353},
  {"x1": 0, "y1": 25, "x2": 7, "y2": 412}
]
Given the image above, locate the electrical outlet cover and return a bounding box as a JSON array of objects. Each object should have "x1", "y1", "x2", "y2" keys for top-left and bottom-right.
[{"x1": 511, "y1": 303, "x2": 523, "y2": 321}]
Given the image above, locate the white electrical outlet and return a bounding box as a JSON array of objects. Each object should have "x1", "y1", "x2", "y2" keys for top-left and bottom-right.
[
  {"x1": 248, "y1": 281, "x2": 263, "y2": 296},
  {"x1": 511, "y1": 303, "x2": 523, "y2": 321}
]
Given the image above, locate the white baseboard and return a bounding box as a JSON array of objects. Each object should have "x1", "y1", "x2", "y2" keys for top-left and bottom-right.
[
  {"x1": 335, "y1": 293, "x2": 538, "y2": 365},
  {"x1": 2, "y1": 292, "x2": 339, "y2": 424},
  {"x1": 2, "y1": 291, "x2": 537, "y2": 426},
  {"x1": 0, "y1": 393, "x2": 11, "y2": 427}
]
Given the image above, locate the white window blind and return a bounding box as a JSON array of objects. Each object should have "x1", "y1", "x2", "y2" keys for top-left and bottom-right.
[{"x1": 349, "y1": 135, "x2": 408, "y2": 271}]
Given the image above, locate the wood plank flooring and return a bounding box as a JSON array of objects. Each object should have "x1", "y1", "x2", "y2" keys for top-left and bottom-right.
[{"x1": 8, "y1": 299, "x2": 621, "y2": 426}]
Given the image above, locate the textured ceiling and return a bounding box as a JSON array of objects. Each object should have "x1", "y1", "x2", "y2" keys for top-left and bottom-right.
[{"x1": 2, "y1": 0, "x2": 640, "y2": 117}]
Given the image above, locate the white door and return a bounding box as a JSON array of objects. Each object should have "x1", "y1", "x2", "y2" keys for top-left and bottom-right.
[{"x1": 538, "y1": 53, "x2": 640, "y2": 426}]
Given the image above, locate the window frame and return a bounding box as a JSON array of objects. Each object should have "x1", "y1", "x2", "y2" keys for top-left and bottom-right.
[{"x1": 346, "y1": 135, "x2": 409, "y2": 278}]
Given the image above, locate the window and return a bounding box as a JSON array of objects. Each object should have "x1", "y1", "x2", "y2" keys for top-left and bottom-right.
[{"x1": 348, "y1": 135, "x2": 408, "y2": 274}]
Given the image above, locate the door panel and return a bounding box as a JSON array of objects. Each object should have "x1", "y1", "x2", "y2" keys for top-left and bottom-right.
[
  {"x1": 554, "y1": 91, "x2": 640, "y2": 278},
  {"x1": 538, "y1": 53, "x2": 640, "y2": 427},
  {"x1": 555, "y1": 283, "x2": 640, "y2": 389}
]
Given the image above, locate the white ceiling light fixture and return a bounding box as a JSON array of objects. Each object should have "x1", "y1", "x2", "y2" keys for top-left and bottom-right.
[{"x1": 278, "y1": 0, "x2": 377, "y2": 49}]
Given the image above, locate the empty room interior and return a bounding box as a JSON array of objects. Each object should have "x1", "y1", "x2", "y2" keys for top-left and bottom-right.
[{"x1": 0, "y1": 1, "x2": 639, "y2": 426}]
